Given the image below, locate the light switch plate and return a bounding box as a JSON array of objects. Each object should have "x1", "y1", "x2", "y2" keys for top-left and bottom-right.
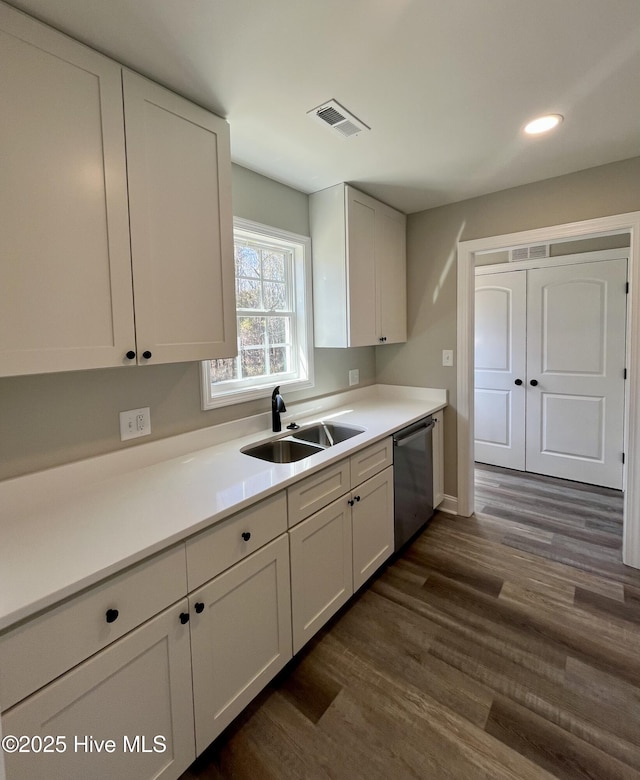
[
  {"x1": 348, "y1": 369, "x2": 360, "y2": 386},
  {"x1": 442, "y1": 349, "x2": 454, "y2": 367},
  {"x1": 120, "y1": 407, "x2": 151, "y2": 441}
]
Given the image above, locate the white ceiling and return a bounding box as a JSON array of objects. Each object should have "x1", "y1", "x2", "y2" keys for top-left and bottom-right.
[{"x1": 8, "y1": 0, "x2": 640, "y2": 214}]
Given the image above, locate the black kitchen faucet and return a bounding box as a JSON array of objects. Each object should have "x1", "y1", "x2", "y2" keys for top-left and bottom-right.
[{"x1": 271, "y1": 386, "x2": 286, "y2": 432}]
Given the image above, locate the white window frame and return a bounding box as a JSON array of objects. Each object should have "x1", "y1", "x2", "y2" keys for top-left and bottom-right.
[{"x1": 201, "y1": 218, "x2": 314, "y2": 409}]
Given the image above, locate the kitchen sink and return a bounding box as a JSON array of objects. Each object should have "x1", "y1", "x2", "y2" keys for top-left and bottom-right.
[
  {"x1": 290, "y1": 422, "x2": 365, "y2": 447},
  {"x1": 241, "y1": 439, "x2": 324, "y2": 463}
]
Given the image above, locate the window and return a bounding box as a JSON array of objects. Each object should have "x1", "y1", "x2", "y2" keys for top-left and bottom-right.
[{"x1": 201, "y1": 218, "x2": 314, "y2": 408}]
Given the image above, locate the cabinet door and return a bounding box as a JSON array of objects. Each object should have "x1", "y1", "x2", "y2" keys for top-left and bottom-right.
[
  {"x1": 345, "y1": 187, "x2": 378, "y2": 347},
  {"x1": 375, "y1": 204, "x2": 407, "y2": 344},
  {"x1": 352, "y1": 467, "x2": 394, "y2": 591},
  {"x1": 2, "y1": 601, "x2": 195, "y2": 780},
  {"x1": 289, "y1": 498, "x2": 353, "y2": 653},
  {"x1": 0, "y1": 5, "x2": 135, "y2": 376},
  {"x1": 123, "y1": 70, "x2": 237, "y2": 365},
  {"x1": 189, "y1": 534, "x2": 292, "y2": 754}
]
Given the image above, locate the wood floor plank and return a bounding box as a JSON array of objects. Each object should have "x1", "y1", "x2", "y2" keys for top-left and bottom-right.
[
  {"x1": 314, "y1": 635, "x2": 557, "y2": 780},
  {"x1": 485, "y1": 695, "x2": 640, "y2": 780},
  {"x1": 180, "y1": 465, "x2": 640, "y2": 779}
]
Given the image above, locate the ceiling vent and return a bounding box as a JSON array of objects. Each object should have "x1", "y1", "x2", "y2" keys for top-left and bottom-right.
[
  {"x1": 510, "y1": 244, "x2": 549, "y2": 262},
  {"x1": 307, "y1": 99, "x2": 370, "y2": 138}
]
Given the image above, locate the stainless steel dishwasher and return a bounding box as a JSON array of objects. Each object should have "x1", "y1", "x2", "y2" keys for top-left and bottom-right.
[{"x1": 393, "y1": 416, "x2": 435, "y2": 551}]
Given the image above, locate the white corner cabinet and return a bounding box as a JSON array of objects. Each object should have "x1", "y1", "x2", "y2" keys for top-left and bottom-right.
[
  {"x1": 310, "y1": 183, "x2": 407, "y2": 347},
  {"x1": 0, "y1": 3, "x2": 236, "y2": 377}
]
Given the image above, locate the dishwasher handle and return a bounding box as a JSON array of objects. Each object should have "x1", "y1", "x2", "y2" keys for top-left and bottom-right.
[{"x1": 394, "y1": 418, "x2": 435, "y2": 447}]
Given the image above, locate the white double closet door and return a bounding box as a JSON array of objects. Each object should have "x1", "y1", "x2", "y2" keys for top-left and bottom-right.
[{"x1": 474, "y1": 256, "x2": 627, "y2": 489}]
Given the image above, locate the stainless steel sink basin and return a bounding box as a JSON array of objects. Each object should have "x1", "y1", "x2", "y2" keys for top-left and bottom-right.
[
  {"x1": 291, "y1": 422, "x2": 365, "y2": 447},
  {"x1": 241, "y1": 439, "x2": 324, "y2": 463}
]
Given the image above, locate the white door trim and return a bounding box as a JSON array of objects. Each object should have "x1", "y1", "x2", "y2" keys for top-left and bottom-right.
[
  {"x1": 457, "y1": 211, "x2": 640, "y2": 569},
  {"x1": 475, "y1": 247, "x2": 629, "y2": 275}
]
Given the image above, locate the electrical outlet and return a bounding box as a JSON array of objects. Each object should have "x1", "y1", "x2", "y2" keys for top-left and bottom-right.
[
  {"x1": 119, "y1": 407, "x2": 151, "y2": 441},
  {"x1": 442, "y1": 349, "x2": 454, "y2": 367},
  {"x1": 349, "y1": 369, "x2": 360, "y2": 386}
]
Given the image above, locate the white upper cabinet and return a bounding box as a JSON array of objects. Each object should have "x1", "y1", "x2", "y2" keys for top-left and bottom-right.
[
  {"x1": 123, "y1": 71, "x2": 236, "y2": 365},
  {"x1": 0, "y1": 4, "x2": 134, "y2": 376},
  {"x1": 310, "y1": 183, "x2": 407, "y2": 347},
  {"x1": 0, "y1": 4, "x2": 236, "y2": 377}
]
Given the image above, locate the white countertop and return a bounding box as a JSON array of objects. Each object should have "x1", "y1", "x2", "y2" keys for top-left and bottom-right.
[{"x1": 0, "y1": 385, "x2": 446, "y2": 632}]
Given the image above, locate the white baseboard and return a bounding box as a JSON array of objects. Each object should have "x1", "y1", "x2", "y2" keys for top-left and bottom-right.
[{"x1": 436, "y1": 494, "x2": 458, "y2": 515}]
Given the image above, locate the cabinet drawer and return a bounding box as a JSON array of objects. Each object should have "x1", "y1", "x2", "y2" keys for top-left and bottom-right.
[
  {"x1": 0, "y1": 544, "x2": 187, "y2": 711},
  {"x1": 186, "y1": 491, "x2": 287, "y2": 591},
  {"x1": 287, "y1": 460, "x2": 350, "y2": 527},
  {"x1": 350, "y1": 437, "x2": 393, "y2": 486}
]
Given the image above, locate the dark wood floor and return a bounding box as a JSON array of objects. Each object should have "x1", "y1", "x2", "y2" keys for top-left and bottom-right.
[{"x1": 182, "y1": 465, "x2": 640, "y2": 779}]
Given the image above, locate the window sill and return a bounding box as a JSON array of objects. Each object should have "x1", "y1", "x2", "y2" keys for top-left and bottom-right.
[{"x1": 201, "y1": 375, "x2": 315, "y2": 410}]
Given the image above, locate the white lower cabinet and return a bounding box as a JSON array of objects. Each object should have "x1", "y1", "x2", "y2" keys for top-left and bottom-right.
[
  {"x1": 289, "y1": 459, "x2": 395, "y2": 653},
  {"x1": 2, "y1": 601, "x2": 195, "y2": 780},
  {"x1": 289, "y1": 498, "x2": 353, "y2": 654},
  {"x1": 0, "y1": 438, "x2": 404, "y2": 779},
  {"x1": 189, "y1": 534, "x2": 292, "y2": 754},
  {"x1": 352, "y1": 467, "x2": 394, "y2": 591}
]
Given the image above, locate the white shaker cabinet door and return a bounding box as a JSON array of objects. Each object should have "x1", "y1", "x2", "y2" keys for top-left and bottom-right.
[
  {"x1": 0, "y1": 5, "x2": 135, "y2": 376},
  {"x1": 189, "y1": 534, "x2": 292, "y2": 755},
  {"x1": 351, "y1": 467, "x2": 394, "y2": 591},
  {"x1": 375, "y1": 204, "x2": 407, "y2": 344},
  {"x1": 289, "y1": 497, "x2": 353, "y2": 653},
  {"x1": 123, "y1": 71, "x2": 237, "y2": 365},
  {"x1": 2, "y1": 601, "x2": 195, "y2": 780},
  {"x1": 345, "y1": 188, "x2": 378, "y2": 347}
]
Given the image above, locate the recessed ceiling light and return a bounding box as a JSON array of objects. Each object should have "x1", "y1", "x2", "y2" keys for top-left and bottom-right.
[{"x1": 524, "y1": 114, "x2": 564, "y2": 135}]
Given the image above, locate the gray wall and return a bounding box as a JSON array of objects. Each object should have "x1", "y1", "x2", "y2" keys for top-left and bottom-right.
[
  {"x1": 0, "y1": 164, "x2": 375, "y2": 481},
  {"x1": 376, "y1": 155, "x2": 640, "y2": 497}
]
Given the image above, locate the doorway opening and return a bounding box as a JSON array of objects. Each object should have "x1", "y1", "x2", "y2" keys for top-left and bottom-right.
[{"x1": 456, "y1": 212, "x2": 640, "y2": 569}]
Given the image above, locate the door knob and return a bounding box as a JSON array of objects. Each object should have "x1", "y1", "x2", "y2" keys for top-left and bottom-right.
[
  {"x1": 125, "y1": 350, "x2": 136, "y2": 360},
  {"x1": 530, "y1": 379, "x2": 539, "y2": 386},
  {"x1": 514, "y1": 379, "x2": 523, "y2": 386},
  {"x1": 142, "y1": 350, "x2": 152, "y2": 360}
]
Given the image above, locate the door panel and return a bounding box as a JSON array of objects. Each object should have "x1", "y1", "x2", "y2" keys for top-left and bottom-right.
[
  {"x1": 474, "y1": 271, "x2": 526, "y2": 469},
  {"x1": 541, "y1": 394, "x2": 604, "y2": 459},
  {"x1": 526, "y1": 258, "x2": 627, "y2": 488}
]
